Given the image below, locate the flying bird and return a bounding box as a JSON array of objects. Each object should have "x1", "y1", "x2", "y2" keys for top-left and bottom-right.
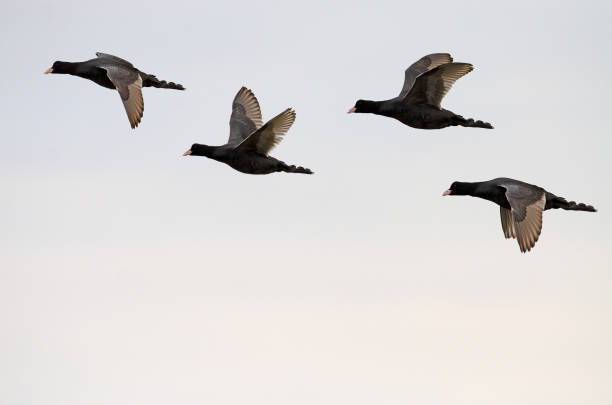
[
  {"x1": 183, "y1": 87, "x2": 313, "y2": 175},
  {"x1": 44, "y1": 52, "x2": 185, "y2": 128},
  {"x1": 348, "y1": 53, "x2": 492, "y2": 130},
  {"x1": 442, "y1": 178, "x2": 596, "y2": 252}
]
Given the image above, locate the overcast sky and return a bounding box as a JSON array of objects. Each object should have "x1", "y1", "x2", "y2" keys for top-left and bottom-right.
[{"x1": 2, "y1": 0, "x2": 611, "y2": 404}]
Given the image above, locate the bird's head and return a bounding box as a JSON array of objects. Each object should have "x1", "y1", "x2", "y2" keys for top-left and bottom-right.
[
  {"x1": 347, "y1": 99, "x2": 377, "y2": 114},
  {"x1": 442, "y1": 181, "x2": 471, "y2": 196},
  {"x1": 44, "y1": 61, "x2": 72, "y2": 74},
  {"x1": 183, "y1": 143, "x2": 212, "y2": 157}
]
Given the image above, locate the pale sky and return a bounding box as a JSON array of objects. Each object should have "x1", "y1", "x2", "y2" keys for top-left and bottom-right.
[{"x1": 2, "y1": 0, "x2": 611, "y2": 404}]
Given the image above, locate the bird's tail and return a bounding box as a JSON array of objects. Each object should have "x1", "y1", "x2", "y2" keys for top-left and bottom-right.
[
  {"x1": 280, "y1": 163, "x2": 313, "y2": 175},
  {"x1": 452, "y1": 114, "x2": 493, "y2": 129},
  {"x1": 141, "y1": 73, "x2": 185, "y2": 90},
  {"x1": 546, "y1": 193, "x2": 597, "y2": 212}
]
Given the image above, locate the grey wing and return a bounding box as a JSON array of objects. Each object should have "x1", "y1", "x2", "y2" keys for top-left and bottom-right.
[
  {"x1": 228, "y1": 87, "x2": 264, "y2": 145},
  {"x1": 502, "y1": 184, "x2": 547, "y2": 253},
  {"x1": 403, "y1": 62, "x2": 473, "y2": 108},
  {"x1": 104, "y1": 66, "x2": 144, "y2": 128},
  {"x1": 95, "y1": 52, "x2": 134, "y2": 67},
  {"x1": 398, "y1": 53, "x2": 453, "y2": 99},
  {"x1": 234, "y1": 108, "x2": 296, "y2": 155}
]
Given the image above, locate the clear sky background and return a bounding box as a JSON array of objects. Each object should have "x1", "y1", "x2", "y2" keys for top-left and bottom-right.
[{"x1": 2, "y1": 0, "x2": 611, "y2": 404}]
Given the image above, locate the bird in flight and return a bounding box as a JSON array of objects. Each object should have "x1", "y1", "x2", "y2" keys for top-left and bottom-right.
[
  {"x1": 348, "y1": 53, "x2": 492, "y2": 130},
  {"x1": 45, "y1": 52, "x2": 185, "y2": 128},
  {"x1": 183, "y1": 87, "x2": 313, "y2": 175},
  {"x1": 442, "y1": 178, "x2": 596, "y2": 252}
]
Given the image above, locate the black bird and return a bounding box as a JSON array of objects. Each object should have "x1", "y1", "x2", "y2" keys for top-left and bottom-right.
[
  {"x1": 183, "y1": 87, "x2": 312, "y2": 175},
  {"x1": 442, "y1": 178, "x2": 596, "y2": 252},
  {"x1": 45, "y1": 52, "x2": 185, "y2": 128},
  {"x1": 348, "y1": 53, "x2": 492, "y2": 130}
]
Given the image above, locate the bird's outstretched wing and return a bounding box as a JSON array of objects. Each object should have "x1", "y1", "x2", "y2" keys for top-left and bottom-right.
[
  {"x1": 403, "y1": 62, "x2": 473, "y2": 108},
  {"x1": 234, "y1": 108, "x2": 295, "y2": 155},
  {"x1": 500, "y1": 183, "x2": 546, "y2": 253},
  {"x1": 228, "y1": 87, "x2": 264, "y2": 145},
  {"x1": 103, "y1": 65, "x2": 144, "y2": 128},
  {"x1": 398, "y1": 53, "x2": 453, "y2": 99}
]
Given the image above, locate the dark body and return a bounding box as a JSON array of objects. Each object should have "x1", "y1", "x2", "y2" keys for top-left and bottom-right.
[
  {"x1": 359, "y1": 100, "x2": 484, "y2": 130},
  {"x1": 50, "y1": 59, "x2": 182, "y2": 91},
  {"x1": 189, "y1": 144, "x2": 309, "y2": 175},
  {"x1": 452, "y1": 178, "x2": 572, "y2": 210}
]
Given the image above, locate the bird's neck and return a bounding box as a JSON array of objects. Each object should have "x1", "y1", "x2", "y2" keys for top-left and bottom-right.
[
  {"x1": 52, "y1": 62, "x2": 81, "y2": 75},
  {"x1": 453, "y1": 181, "x2": 484, "y2": 197},
  {"x1": 460, "y1": 181, "x2": 506, "y2": 206},
  {"x1": 360, "y1": 100, "x2": 386, "y2": 114},
  {"x1": 192, "y1": 144, "x2": 219, "y2": 158}
]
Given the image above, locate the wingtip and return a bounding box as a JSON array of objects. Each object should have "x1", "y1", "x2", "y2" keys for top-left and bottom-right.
[
  {"x1": 130, "y1": 117, "x2": 141, "y2": 129},
  {"x1": 236, "y1": 86, "x2": 258, "y2": 102}
]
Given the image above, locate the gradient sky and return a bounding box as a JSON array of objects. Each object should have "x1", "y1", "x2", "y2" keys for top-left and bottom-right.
[{"x1": 2, "y1": 0, "x2": 611, "y2": 404}]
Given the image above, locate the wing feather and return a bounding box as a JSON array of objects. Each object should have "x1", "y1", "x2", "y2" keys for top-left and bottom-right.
[
  {"x1": 103, "y1": 65, "x2": 144, "y2": 128},
  {"x1": 228, "y1": 87, "x2": 264, "y2": 145},
  {"x1": 404, "y1": 62, "x2": 473, "y2": 108},
  {"x1": 95, "y1": 52, "x2": 134, "y2": 67},
  {"x1": 120, "y1": 77, "x2": 144, "y2": 129},
  {"x1": 503, "y1": 185, "x2": 546, "y2": 253},
  {"x1": 234, "y1": 108, "x2": 296, "y2": 155},
  {"x1": 399, "y1": 53, "x2": 453, "y2": 98},
  {"x1": 500, "y1": 207, "x2": 516, "y2": 239}
]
